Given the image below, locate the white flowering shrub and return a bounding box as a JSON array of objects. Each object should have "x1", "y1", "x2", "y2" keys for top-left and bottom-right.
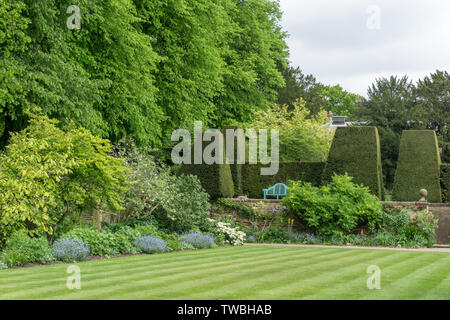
[{"x1": 209, "y1": 219, "x2": 246, "y2": 246}]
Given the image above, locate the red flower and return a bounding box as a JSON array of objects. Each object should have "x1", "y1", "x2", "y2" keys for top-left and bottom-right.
[
  {"x1": 418, "y1": 205, "x2": 422, "y2": 209},
  {"x1": 360, "y1": 229, "x2": 364, "y2": 236}
]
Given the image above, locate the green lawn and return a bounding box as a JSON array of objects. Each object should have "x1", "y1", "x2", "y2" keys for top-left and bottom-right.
[{"x1": 1, "y1": 245, "x2": 449, "y2": 300}]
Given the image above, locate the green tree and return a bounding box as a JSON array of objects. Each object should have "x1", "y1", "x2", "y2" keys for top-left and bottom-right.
[
  {"x1": 321, "y1": 84, "x2": 360, "y2": 120},
  {"x1": 357, "y1": 76, "x2": 416, "y2": 190},
  {"x1": 214, "y1": 0, "x2": 289, "y2": 126},
  {"x1": 246, "y1": 99, "x2": 334, "y2": 162},
  {"x1": 277, "y1": 65, "x2": 326, "y2": 115},
  {"x1": 0, "y1": 0, "x2": 161, "y2": 146},
  {"x1": 0, "y1": 110, "x2": 129, "y2": 241},
  {"x1": 414, "y1": 70, "x2": 450, "y2": 141}
]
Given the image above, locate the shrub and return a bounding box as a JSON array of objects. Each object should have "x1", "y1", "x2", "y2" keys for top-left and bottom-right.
[
  {"x1": 322, "y1": 126, "x2": 384, "y2": 199},
  {"x1": 52, "y1": 238, "x2": 90, "y2": 262},
  {"x1": 114, "y1": 138, "x2": 212, "y2": 233},
  {"x1": 179, "y1": 242, "x2": 196, "y2": 250},
  {"x1": 283, "y1": 174, "x2": 383, "y2": 237},
  {"x1": 63, "y1": 228, "x2": 138, "y2": 256},
  {"x1": 379, "y1": 209, "x2": 411, "y2": 234},
  {"x1": 134, "y1": 236, "x2": 168, "y2": 254},
  {"x1": 155, "y1": 174, "x2": 213, "y2": 233},
  {"x1": 208, "y1": 219, "x2": 246, "y2": 246},
  {"x1": 393, "y1": 130, "x2": 442, "y2": 202},
  {"x1": 242, "y1": 162, "x2": 325, "y2": 199},
  {"x1": 258, "y1": 226, "x2": 290, "y2": 243},
  {"x1": 0, "y1": 261, "x2": 7, "y2": 270},
  {"x1": 179, "y1": 232, "x2": 215, "y2": 249},
  {"x1": 1, "y1": 232, "x2": 53, "y2": 267},
  {"x1": 0, "y1": 111, "x2": 130, "y2": 241}
]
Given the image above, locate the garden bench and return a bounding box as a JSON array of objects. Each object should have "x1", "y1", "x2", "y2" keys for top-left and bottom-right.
[{"x1": 263, "y1": 183, "x2": 289, "y2": 200}]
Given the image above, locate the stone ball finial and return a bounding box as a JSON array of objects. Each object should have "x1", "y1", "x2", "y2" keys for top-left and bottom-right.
[{"x1": 419, "y1": 189, "x2": 428, "y2": 202}]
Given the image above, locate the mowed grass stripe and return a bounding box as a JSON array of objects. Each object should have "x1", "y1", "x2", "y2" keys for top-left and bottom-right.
[
  {"x1": 214, "y1": 249, "x2": 394, "y2": 300},
  {"x1": 42, "y1": 247, "x2": 323, "y2": 300},
  {"x1": 294, "y1": 251, "x2": 426, "y2": 300},
  {"x1": 1, "y1": 246, "x2": 448, "y2": 300},
  {"x1": 102, "y1": 248, "x2": 357, "y2": 299},
  {"x1": 163, "y1": 248, "x2": 380, "y2": 300},
  {"x1": 1, "y1": 247, "x2": 315, "y2": 299},
  {"x1": 0, "y1": 246, "x2": 276, "y2": 290},
  {"x1": 361, "y1": 253, "x2": 450, "y2": 300},
  {"x1": 0, "y1": 246, "x2": 265, "y2": 282}
]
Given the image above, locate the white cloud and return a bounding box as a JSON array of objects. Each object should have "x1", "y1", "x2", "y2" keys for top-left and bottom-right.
[{"x1": 279, "y1": 0, "x2": 450, "y2": 96}]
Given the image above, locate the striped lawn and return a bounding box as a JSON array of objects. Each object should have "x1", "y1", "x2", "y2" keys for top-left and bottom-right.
[{"x1": 0, "y1": 245, "x2": 449, "y2": 300}]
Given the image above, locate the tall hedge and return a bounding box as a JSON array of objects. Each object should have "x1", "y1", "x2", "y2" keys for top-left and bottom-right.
[
  {"x1": 179, "y1": 163, "x2": 234, "y2": 200},
  {"x1": 441, "y1": 164, "x2": 450, "y2": 203},
  {"x1": 322, "y1": 126, "x2": 384, "y2": 199},
  {"x1": 223, "y1": 126, "x2": 244, "y2": 196},
  {"x1": 178, "y1": 135, "x2": 234, "y2": 200},
  {"x1": 392, "y1": 130, "x2": 442, "y2": 202},
  {"x1": 242, "y1": 162, "x2": 324, "y2": 199}
]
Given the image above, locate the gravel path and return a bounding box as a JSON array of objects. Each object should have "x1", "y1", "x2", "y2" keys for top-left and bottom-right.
[{"x1": 245, "y1": 243, "x2": 450, "y2": 253}]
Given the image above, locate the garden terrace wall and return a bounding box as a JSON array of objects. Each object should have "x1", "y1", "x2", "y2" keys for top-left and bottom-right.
[
  {"x1": 242, "y1": 162, "x2": 324, "y2": 199},
  {"x1": 382, "y1": 201, "x2": 450, "y2": 245},
  {"x1": 322, "y1": 126, "x2": 384, "y2": 199},
  {"x1": 392, "y1": 130, "x2": 442, "y2": 203}
]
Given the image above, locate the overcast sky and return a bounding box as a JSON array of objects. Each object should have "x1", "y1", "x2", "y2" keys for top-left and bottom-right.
[{"x1": 278, "y1": 0, "x2": 450, "y2": 96}]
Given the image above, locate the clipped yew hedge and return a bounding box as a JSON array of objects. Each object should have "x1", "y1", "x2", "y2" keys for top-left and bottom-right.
[
  {"x1": 223, "y1": 126, "x2": 244, "y2": 196},
  {"x1": 392, "y1": 130, "x2": 442, "y2": 203},
  {"x1": 440, "y1": 164, "x2": 450, "y2": 203},
  {"x1": 179, "y1": 163, "x2": 234, "y2": 200},
  {"x1": 322, "y1": 126, "x2": 384, "y2": 199},
  {"x1": 242, "y1": 162, "x2": 325, "y2": 199},
  {"x1": 178, "y1": 134, "x2": 234, "y2": 200}
]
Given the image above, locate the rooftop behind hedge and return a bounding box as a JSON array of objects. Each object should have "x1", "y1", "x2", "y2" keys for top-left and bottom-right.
[
  {"x1": 392, "y1": 130, "x2": 442, "y2": 203},
  {"x1": 322, "y1": 126, "x2": 384, "y2": 199}
]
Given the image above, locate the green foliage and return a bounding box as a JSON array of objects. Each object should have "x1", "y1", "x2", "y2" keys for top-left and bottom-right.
[
  {"x1": 154, "y1": 174, "x2": 213, "y2": 234},
  {"x1": 223, "y1": 126, "x2": 243, "y2": 196},
  {"x1": 1, "y1": 232, "x2": 53, "y2": 267},
  {"x1": 214, "y1": 0, "x2": 289, "y2": 126},
  {"x1": 0, "y1": 0, "x2": 161, "y2": 146},
  {"x1": 392, "y1": 130, "x2": 442, "y2": 202},
  {"x1": 0, "y1": 111, "x2": 130, "y2": 241},
  {"x1": 113, "y1": 138, "x2": 212, "y2": 233},
  {"x1": 1, "y1": 0, "x2": 288, "y2": 148},
  {"x1": 441, "y1": 164, "x2": 450, "y2": 202},
  {"x1": 277, "y1": 65, "x2": 326, "y2": 115},
  {"x1": 245, "y1": 100, "x2": 334, "y2": 162},
  {"x1": 356, "y1": 76, "x2": 416, "y2": 188},
  {"x1": 322, "y1": 126, "x2": 384, "y2": 199},
  {"x1": 179, "y1": 163, "x2": 234, "y2": 200},
  {"x1": 283, "y1": 174, "x2": 383, "y2": 237},
  {"x1": 63, "y1": 227, "x2": 139, "y2": 256},
  {"x1": 242, "y1": 162, "x2": 325, "y2": 198},
  {"x1": 379, "y1": 209, "x2": 411, "y2": 234},
  {"x1": 321, "y1": 85, "x2": 360, "y2": 120},
  {"x1": 414, "y1": 71, "x2": 450, "y2": 141}
]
